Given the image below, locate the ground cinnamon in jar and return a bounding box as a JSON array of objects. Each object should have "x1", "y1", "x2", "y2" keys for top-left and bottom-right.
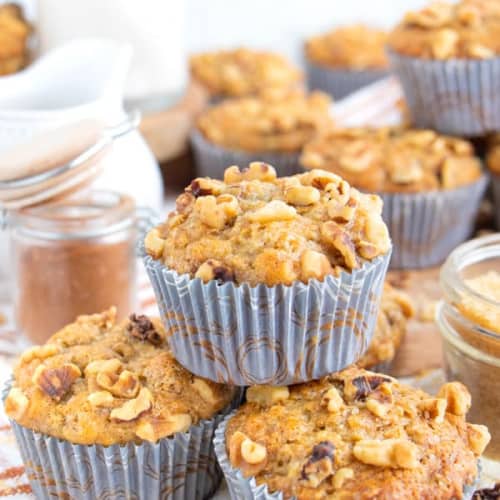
[
  {"x1": 11, "y1": 191, "x2": 138, "y2": 343},
  {"x1": 439, "y1": 235, "x2": 500, "y2": 469}
]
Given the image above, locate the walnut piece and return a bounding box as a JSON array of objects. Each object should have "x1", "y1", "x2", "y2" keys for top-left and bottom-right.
[
  {"x1": 438, "y1": 382, "x2": 471, "y2": 416},
  {"x1": 333, "y1": 467, "x2": 354, "y2": 489},
  {"x1": 189, "y1": 177, "x2": 225, "y2": 197},
  {"x1": 301, "y1": 441, "x2": 335, "y2": 488},
  {"x1": 300, "y1": 250, "x2": 332, "y2": 281},
  {"x1": 145, "y1": 228, "x2": 165, "y2": 259},
  {"x1": 85, "y1": 358, "x2": 122, "y2": 376},
  {"x1": 321, "y1": 387, "x2": 344, "y2": 413},
  {"x1": 241, "y1": 437, "x2": 268, "y2": 465},
  {"x1": 229, "y1": 431, "x2": 268, "y2": 477},
  {"x1": 285, "y1": 185, "x2": 320, "y2": 206},
  {"x1": 467, "y1": 424, "x2": 491, "y2": 455},
  {"x1": 191, "y1": 378, "x2": 218, "y2": 404},
  {"x1": 344, "y1": 374, "x2": 392, "y2": 402},
  {"x1": 135, "y1": 413, "x2": 192, "y2": 441},
  {"x1": 195, "y1": 259, "x2": 235, "y2": 283},
  {"x1": 246, "y1": 385, "x2": 290, "y2": 406},
  {"x1": 418, "y1": 398, "x2": 446, "y2": 423},
  {"x1": 96, "y1": 369, "x2": 140, "y2": 399},
  {"x1": 224, "y1": 162, "x2": 277, "y2": 184},
  {"x1": 20, "y1": 344, "x2": 60, "y2": 364},
  {"x1": 321, "y1": 222, "x2": 358, "y2": 269},
  {"x1": 110, "y1": 387, "x2": 152, "y2": 422},
  {"x1": 353, "y1": 439, "x2": 419, "y2": 469},
  {"x1": 366, "y1": 398, "x2": 390, "y2": 418},
  {"x1": 127, "y1": 314, "x2": 164, "y2": 346},
  {"x1": 301, "y1": 169, "x2": 342, "y2": 190},
  {"x1": 32, "y1": 363, "x2": 81, "y2": 402},
  {"x1": 4, "y1": 387, "x2": 29, "y2": 421},
  {"x1": 248, "y1": 200, "x2": 297, "y2": 224},
  {"x1": 87, "y1": 390, "x2": 114, "y2": 407}
]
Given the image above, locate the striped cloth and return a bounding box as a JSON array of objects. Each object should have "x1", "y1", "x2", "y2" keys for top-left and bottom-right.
[{"x1": 0, "y1": 76, "x2": 404, "y2": 498}]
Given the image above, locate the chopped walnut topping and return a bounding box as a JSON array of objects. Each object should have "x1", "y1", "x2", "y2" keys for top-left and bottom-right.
[
  {"x1": 285, "y1": 185, "x2": 320, "y2": 206},
  {"x1": 96, "y1": 369, "x2": 140, "y2": 399},
  {"x1": 467, "y1": 424, "x2": 491, "y2": 455},
  {"x1": 321, "y1": 387, "x2": 344, "y2": 413},
  {"x1": 353, "y1": 439, "x2": 419, "y2": 469},
  {"x1": 87, "y1": 390, "x2": 114, "y2": 407},
  {"x1": 144, "y1": 228, "x2": 165, "y2": 259},
  {"x1": 85, "y1": 358, "x2": 122, "y2": 376},
  {"x1": 301, "y1": 441, "x2": 335, "y2": 487},
  {"x1": 32, "y1": 363, "x2": 81, "y2": 402},
  {"x1": 20, "y1": 344, "x2": 60, "y2": 364},
  {"x1": 229, "y1": 431, "x2": 268, "y2": 477},
  {"x1": 127, "y1": 314, "x2": 164, "y2": 346},
  {"x1": 195, "y1": 259, "x2": 235, "y2": 283},
  {"x1": 300, "y1": 250, "x2": 332, "y2": 282},
  {"x1": 136, "y1": 413, "x2": 192, "y2": 441},
  {"x1": 110, "y1": 387, "x2": 152, "y2": 422},
  {"x1": 366, "y1": 398, "x2": 390, "y2": 418},
  {"x1": 241, "y1": 437, "x2": 268, "y2": 465},
  {"x1": 321, "y1": 222, "x2": 358, "y2": 269},
  {"x1": 418, "y1": 398, "x2": 447, "y2": 423},
  {"x1": 248, "y1": 200, "x2": 297, "y2": 224},
  {"x1": 189, "y1": 177, "x2": 225, "y2": 197},
  {"x1": 344, "y1": 374, "x2": 392, "y2": 402},
  {"x1": 333, "y1": 467, "x2": 354, "y2": 489},
  {"x1": 4, "y1": 388, "x2": 29, "y2": 421},
  {"x1": 438, "y1": 382, "x2": 471, "y2": 416},
  {"x1": 191, "y1": 378, "x2": 218, "y2": 404},
  {"x1": 246, "y1": 385, "x2": 290, "y2": 406},
  {"x1": 225, "y1": 162, "x2": 278, "y2": 184}
]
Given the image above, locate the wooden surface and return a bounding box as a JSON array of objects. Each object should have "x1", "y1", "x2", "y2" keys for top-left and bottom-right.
[{"x1": 388, "y1": 267, "x2": 443, "y2": 377}]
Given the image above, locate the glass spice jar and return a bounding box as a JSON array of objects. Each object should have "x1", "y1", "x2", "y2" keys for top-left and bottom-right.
[
  {"x1": 438, "y1": 233, "x2": 500, "y2": 473},
  {"x1": 9, "y1": 191, "x2": 139, "y2": 343}
]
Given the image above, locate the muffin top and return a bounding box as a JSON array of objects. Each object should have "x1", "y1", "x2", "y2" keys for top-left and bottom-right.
[
  {"x1": 305, "y1": 24, "x2": 388, "y2": 69},
  {"x1": 357, "y1": 283, "x2": 414, "y2": 370},
  {"x1": 226, "y1": 367, "x2": 490, "y2": 499},
  {"x1": 388, "y1": 0, "x2": 500, "y2": 60},
  {"x1": 4, "y1": 308, "x2": 235, "y2": 446},
  {"x1": 196, "y1": 89, "x2": 332, "y2": 153},
  {"x1": 145, "y1": 164, "x2": 391, "y2": 287},
  {"x1": 301, "y1": 127, "x2": 482, "y2": 193},
  {"x1": 190, "y1": 47, "x2": 303, "y2": 98}
]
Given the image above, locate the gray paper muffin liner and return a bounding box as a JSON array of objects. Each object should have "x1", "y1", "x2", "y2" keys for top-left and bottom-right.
[
  {"x1": 3, "y1": 381, "x2": 243, "y2": 500},
  {"x1": 306, "y1": 60, "x2": 390, "y2": 100},
  {"x1": 380, "y1": 174, "x2": 488, "y2": 269},
  {"x1": 388, "y1": 51, "x2": 500, "y2": 136},
  {"x1": 190, "y1": 130, "x2": 301, "y2": 179},
  {"x1": 142, "y1": 242, "x2": 391, "y2": 386},
  {"x1": 214, "y1": 411, "x2": 480, "y2": 500},
  {"x1": 491, "y1": 173, "x2": 500, "y2": 229}
]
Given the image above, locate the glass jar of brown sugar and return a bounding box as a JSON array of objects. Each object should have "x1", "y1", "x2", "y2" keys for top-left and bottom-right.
[
  {"x1": 438, "y1": 233, "x2": 500, "y2": 475},
  {"x1": 9, "y1": 191, "x2": 139, "y2": 343}
]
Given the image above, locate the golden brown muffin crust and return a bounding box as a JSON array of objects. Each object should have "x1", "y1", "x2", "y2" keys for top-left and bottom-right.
[
  {"x1": 226, "y1": 367, "x2": 490, "y2": 499},
  {"x1": 196, "y1": 89, "x2": 333, "y2": 153},
  {"x1": 357, "y1": 283, "x2": 414, "y2": 370},
  {"x1": 0, "y1": 3, "x2": 31, "y2": 75},
  {"x1": 190, "y1": 47, "x2": 302, "y2": 98},
  {"x1": 145, "y1": 164, "x2": 391, "y2": 287},
  {"x1": 4, "y1": 308, "x2": 235, "y2": 446},
  {"x1": 486, "y1": 134, "x2": 500, "y2": 175},
  {"x1": 388, "y1": 0, "x2": 500, "y2": 60},
  {"x1": 306, "y1": 24, "x2": 388, "y2": 69},
  {"x1": 301, "y1": 127, "x2": 482, "y2": 193}
]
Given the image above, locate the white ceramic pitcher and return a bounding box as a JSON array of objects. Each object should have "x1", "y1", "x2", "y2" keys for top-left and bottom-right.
[
  {"x1": 0, "y1": 38, "x2": 164, "y2": 293},
  {"x1": 0, "y1": 37, "x2": 163, "y2": 209}
]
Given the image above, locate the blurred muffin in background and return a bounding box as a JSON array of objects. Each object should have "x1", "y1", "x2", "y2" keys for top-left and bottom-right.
[
  {"x1": 191, "y1": 89, "x2": 333, "y2": 177},
  {"x1": 301, "y1": 127, "x2": 487, "y2": 268},
  {"x1": 485, "y1": 134, "x2": 500, "y2": 229},
  {"x1": 388, "y1": 0, "x2": 500, "y2": 135},
  {"x1": 190, "y1": 47, "x2": 303, "y2": 100},
  {"x1": 0, "y1": 3, "x2": 32, "y2": 75},
  {"x1": 305, "y1": 25, "x2": 390, "y2": 99}
]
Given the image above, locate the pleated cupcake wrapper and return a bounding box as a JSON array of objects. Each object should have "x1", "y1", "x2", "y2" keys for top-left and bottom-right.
[
  {"x1": 190, "y1": 130, "x2": 301, "y2": 179},
  {"x1": 491, "y1": 173, "x2": 500, "y2": 229},
  {"x1": 142, "y1": 243, "x2": 391, "y2": 386},
  {"x1": 3, "y1": 381, "x2": 243, "y2": 500},
  {"x1": 214, "y1": 411, "x2": 481, "y2": 500},
  {"x1": 388, "y1": 51, "x2": 500, "y2": 136},
  {"x1": 305, "y1": 60, "x2": 390, "y2": 100},
  {"x1": 381, "y1": 174, "x2": 488, "y2": 269}
]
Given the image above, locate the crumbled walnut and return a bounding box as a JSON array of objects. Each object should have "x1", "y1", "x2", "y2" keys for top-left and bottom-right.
[
  {"x1": 285, "y1": 185, "x2": 320, "y2": 206},
  {"x1": 364, "y1": 213, "x2": 391, "y2": 255},
  {"x1": 191, "y1": 378, "x2": 217, "y2": 404},
  {"x1": 241, "y1": 437, "x2": 268, "y2": 465},
  {"x1": 431, "y1": 28, "x2": 459, "y2": 59},
  {"x1": 20, "y1": 344, "x2": 60, "y2": 364},
  {"x1": 217, "y1": 193, "x2": 240, "y2": 219},
  {"x1": 144, "y1": 228, "x2": 165, "y2": 259},
  {"x1": 301, "y1": 441, "x2": 335, "y2": 487},
  {"x1": 195, "y1": 195, "x2": 233, "y2": 229},
  {"x1": 333, "y1": 467, "x2": 354, "y2": 489},
  {"x1": 438, "y1": 382, "x2": 471, "y2": 416},
  {"x1": 224, "y1": 162, "x2": 277, "y2": 184},
  {"x1": 418, "y1": 398, "x2": 446, "y2": 423},
  {"x1": 112, "y1": 342, "x2": 135, "y2": 359},
  {"x1": 135, "y1": 413, "x2": 192, "y2": 441},
  {"x1": 195, "y1": 259, "x2": 235, "y2": 283},
  {"x1": 300, "y1": 169, "x2": 342, "y2": 190},
  {"x1": 344, "y1": 374, "x2": 392, "y2": 402},
  {"x1": 353, "y1": 439, "x2": 419, "y2": 469},
  {"x1": 32, "y1": 363, "x2": 81, "y2": 402},
  {"x1": 328, "y1": 202, "x2": 356, "y2": 223},
  {"x1": 189, "y1": 177, "x2": 225, "y2": 197},
  {"x1": 85, "y1": 358, "x2": 122, "y2": 376},
  {"x1": 321, "y1": 387, "x2": 344, "y2": 413},
  {"x1": 246, "y1": 385, "x2": 290, "y2": 406},
  {"x1": 390, "y1": 161, "x2": 424, "y2": 184},
  {"x1": 96, "y1": 369, "x2": 140, "y2": 399},
  {"x1": 175, "y1": 192, "x2": 195, "y2": 214},
  {"x1": 110, "y1": 387, "x2": 152, "y2": 422},
  {"x1": 248, "y1": 200, "x2": 297, "y2": 223},
  {"x1": 229, "y1": 431, "x2": 268, "y2": 477},
  {"x1": 366, "y1": 398, "x2": 390, "y2": 418},
  {"x1": 339, "y1": 142, "x2": 375, "y2": 172},
  {"x1": 300, "y1": 250, "x2": 332, "y2": 282},
  {"x1": 87, "y1": 390, "x2": 114, "y2": 407},
  {"x1": 127, "y1": 314, "x2": 164, "y2": 346},
  {"x1": 321, "y1": 222, "x2": 359, "y2": 269},
  {"x1": 467, "y1": 424, "x2": 491, "y2": 455},
  {"x1": 4, "y1": 387, "x2": 29, "y2": 421}
]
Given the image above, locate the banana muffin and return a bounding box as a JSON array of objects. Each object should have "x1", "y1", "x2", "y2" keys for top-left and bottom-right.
[
  {"x1": 387, "y1": 0, "x2": 500, "y2": 135},
  {"x1": 0, "y1": 3, "x2": 32, "y2": 76},
  {"x1": 4, "y1": 308, "x2": 238, "y2": 499},
  {"x1": 301, "y1": 127, "x2": 487, "y2": 268},
  {"x1": 4, "y1": 308, "x2": 236, "y2": 445},
  {"x1": 190, "y1": 47, "x2": 302, "y2": 99},
  {"x1": 145, "y1": 163, "x2": 390, "y2": 286},
  {"x1": 142, "y1": 164, "x2": 392, "y2": 385},
  {"x1": 305, "y1": 24, "x2": 389, "y2": 99},
  {"x1": 357, "y1": 283, "x2": 414, "y2": 371},
  {"x1": 191, "y1": 89, "x2": 333, "y2": 177},
  {"x1": 218, "y1": 366, "x2": 490, "y2": 499}
]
